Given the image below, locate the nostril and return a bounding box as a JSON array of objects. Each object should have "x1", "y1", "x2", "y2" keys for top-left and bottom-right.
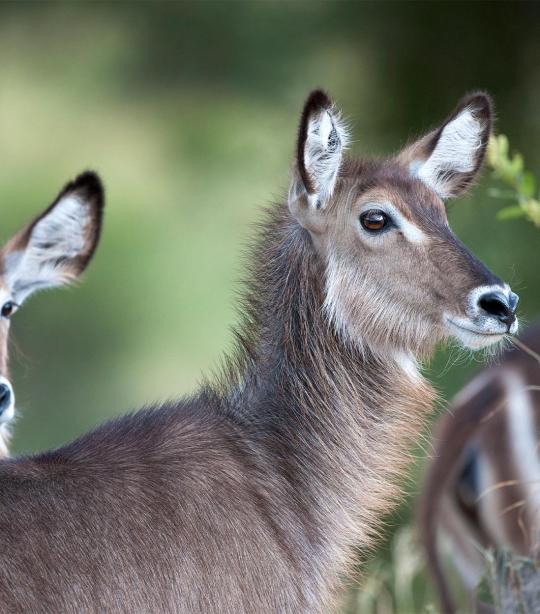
[
  {"x1": 0, "y1": 384, "x2": 11, "y2": 413},
  {"x1": 478, "y1": 291, "x2": 516, "y2": 325}
]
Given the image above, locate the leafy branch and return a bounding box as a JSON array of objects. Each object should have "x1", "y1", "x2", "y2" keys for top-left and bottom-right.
[{"x1": 487, "y1": 134, "x2": 540, "y2": 227}]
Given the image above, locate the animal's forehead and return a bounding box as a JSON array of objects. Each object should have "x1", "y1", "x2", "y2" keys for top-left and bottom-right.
[{"x1": 339, "y1": 159, "x2": 448, "y2": 225}]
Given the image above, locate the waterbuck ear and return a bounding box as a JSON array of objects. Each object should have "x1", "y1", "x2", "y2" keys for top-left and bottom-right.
[
  {"x1": 3, "y1": 171, "x2": 105, "y2": 304},
  {"x1": 288, "y1": 90, "x2": 348, "y2": 225},
  {"x1": 398, "y1": 92, "x2": 493, "y2": 199}
]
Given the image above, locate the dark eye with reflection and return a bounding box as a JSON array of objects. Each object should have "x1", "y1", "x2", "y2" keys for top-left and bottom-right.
[
  {"x1": 1, "y1": 301, "x2": 18, "y2": 319},
  {"x1": 360, "y1": 209, "x2": 389, "y2": 233}
]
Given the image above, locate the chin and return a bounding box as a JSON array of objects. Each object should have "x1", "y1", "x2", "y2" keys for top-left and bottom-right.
[
  {"x1": 452, "y1": 328, "x2": 506, "y2": 350},
  {"x1": 444, "y1": 314, "x2": 517, "y2": 351}
]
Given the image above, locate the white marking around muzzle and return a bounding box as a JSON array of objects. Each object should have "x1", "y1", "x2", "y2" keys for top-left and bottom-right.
[{"x1": 0, "y1": 376, "x2": 15, "y2": 424}]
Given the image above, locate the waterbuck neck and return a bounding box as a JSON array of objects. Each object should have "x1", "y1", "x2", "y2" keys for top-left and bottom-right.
[{"x1": 219, "y1": 203, "x2": 436, "y2": 581}]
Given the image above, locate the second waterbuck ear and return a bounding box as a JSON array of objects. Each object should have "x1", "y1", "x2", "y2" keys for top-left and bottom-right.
[
  {"x1": 398, "y1": 92, "x2": 493, "y2": 199},
  {"x1": 289, "y1": 90, "x2": 348, "y2": 222},
  {"x1": 3, "y1": 171, "x2": 104, "y2": 304}
]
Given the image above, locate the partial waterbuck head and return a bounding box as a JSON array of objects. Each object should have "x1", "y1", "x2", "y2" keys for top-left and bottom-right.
[
  {"x1": 288, "y1": 90, "x2": 518, "y2": 358},
  {"x1": 0, "y1": 171, "x2": 104, "y2": 431}
]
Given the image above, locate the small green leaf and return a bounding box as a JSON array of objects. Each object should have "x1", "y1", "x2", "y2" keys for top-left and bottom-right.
[
  {"x1": 496, "y1": 206, "x2": 527, "y2": 220},
  {"x1": 487, "y1": 133, "x2": 540, "y2": 230},
  {"x1": 488, "y1": 188, "x2": 517, "y2": 200},
  {"x1": 487, "y1": 136, "x2": 500, "y2": 167},
  {"x1": 509, "y1": 153, "x2": 524, "y2": 176},
  {"x1": 522, "y1": 172, "x2": 536, "y2": 198},
  {"x1": 523, "y1": 198, "x2": 540, "y2": 226},
  {"x1": 498, "y1": 134, "x2": 509, "y2": 158}
]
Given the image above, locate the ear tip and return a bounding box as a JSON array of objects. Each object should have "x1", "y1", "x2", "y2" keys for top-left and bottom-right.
[
  {"x1": 304, "y1": 89, "x2": 333, "y2": 114},
  {"x1": 64, "y1": 171, "x2": 105, "y2": 273},
  {"x1": 459, "y1": 90, "x2": 494, "y2": 122},
  {"x1": 57, "y1": 170, "x2": 105, "y2": 219},
  {"x1": 70, "y1": 171, "x2": 105, "y2": 209}
]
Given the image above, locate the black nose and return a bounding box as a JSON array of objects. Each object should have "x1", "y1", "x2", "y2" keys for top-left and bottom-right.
[
  {"x1": 0, "y1": 384, "x2": 11, "y2": 415},
  {"x1": 478, "y1": 291, "x2": 518, "y2": 327}
]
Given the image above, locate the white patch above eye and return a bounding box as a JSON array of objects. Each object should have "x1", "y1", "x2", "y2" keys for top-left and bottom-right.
[
  {"x1": 0, "y1": 288, "x2": 12, "y2": 307},
  {"x1": 360, "y1": 202, "x2": 427, "y2": 244},
  {"x1": 413, "y1": 108, "x2": 482, "y2": 199}
]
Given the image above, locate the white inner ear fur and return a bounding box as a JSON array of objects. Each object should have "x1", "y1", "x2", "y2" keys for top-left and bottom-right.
[
  {"x1": 304, "y1": 109, "x2": 348, "y2": 207},
  {"x1": 413, "y1": 108, "x2": 482, "y2": 198},
  {"x1": 6, "y1": 195, "x2": 91, "y2": 304}
]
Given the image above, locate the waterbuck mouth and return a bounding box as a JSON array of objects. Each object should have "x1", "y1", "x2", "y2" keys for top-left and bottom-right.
[{"x1": 444, "y1": 314, "x2": 514, "y2": 350}]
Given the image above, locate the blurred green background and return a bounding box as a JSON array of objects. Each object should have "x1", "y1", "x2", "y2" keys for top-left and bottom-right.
[{"x1": 1, "y1": 2, "x2": 539, "y2": 612}]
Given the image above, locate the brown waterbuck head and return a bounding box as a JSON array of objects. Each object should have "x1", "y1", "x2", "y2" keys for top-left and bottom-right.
[
  {"x1": 288, "y1": 90, "x2": 518, "y2": 360},
  {"x1": 0, "y1": 172, "x2": 104, "y2": 452}
]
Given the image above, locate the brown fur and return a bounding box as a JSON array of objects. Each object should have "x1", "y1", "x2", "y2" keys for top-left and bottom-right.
[
  {"x1": 0, "y1": 92, "x2": 510, "y2": 612},
  {"x1": 420, "y1": 323, "x2": 540, "y2": 614}
]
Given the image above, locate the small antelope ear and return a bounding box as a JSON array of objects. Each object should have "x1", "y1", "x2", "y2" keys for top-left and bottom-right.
[
  {"x1": 3, "y1": 171, "x2": 105, "y2": 304},
  {"x1": 288, "y1": 90, "x2": 348, "y2": 219},
  {"x1": 398, "y1": 92, "x2": 493, "y2": 199}
]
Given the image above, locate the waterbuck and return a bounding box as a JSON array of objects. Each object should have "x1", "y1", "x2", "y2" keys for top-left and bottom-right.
[
  {"x1": 420, "y1": 323, "x2": 540, "y2": 614},
  {"x1": 0, "y1": 91, "x2": 518, "y2": 612},
  {"x1": 0, "y1": 172, "x2": 104, "y2": 457}
]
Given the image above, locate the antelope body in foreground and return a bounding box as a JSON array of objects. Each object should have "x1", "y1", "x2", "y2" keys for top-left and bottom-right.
[
  {"x1": 0, "y1": 173, "x2": 104, "y2": 456},
  {"x1": 421, "y1": 323, "x2": 540, "y2": 614},
  {"x1": 0, "y1": 91, "x2": 519, "y2": 612}
]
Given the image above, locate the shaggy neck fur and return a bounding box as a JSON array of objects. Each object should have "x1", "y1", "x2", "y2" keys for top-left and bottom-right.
[{"x1": 214, "y1": 204, "x2": 437, "y2": 607}]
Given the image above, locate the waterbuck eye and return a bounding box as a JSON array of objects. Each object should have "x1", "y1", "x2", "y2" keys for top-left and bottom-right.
[
  {"x1": 360, "y1": 209, "x2": 389, "y2": 233},
  {"x1": 1, "y1": 301, "x2": 18, "y2": 319}
]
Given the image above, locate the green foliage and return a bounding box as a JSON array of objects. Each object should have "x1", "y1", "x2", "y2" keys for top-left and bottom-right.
[
  {"x1": 487, "y1": 135, "x2": 540, "y2": 227},
  {"x1": 482, "y1": 549, "x2": 540, "y2": 613},
  {"x1": 345, "y1": 527, "x2": 438, "y2": 614}
]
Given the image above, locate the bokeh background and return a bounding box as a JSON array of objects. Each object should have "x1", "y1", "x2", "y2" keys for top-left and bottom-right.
[{"x1": 1, "y1": 2, "x2": 539, "y2": 611}]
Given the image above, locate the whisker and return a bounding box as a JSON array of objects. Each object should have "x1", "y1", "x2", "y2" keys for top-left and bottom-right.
[
  {"x1": 500, "y1": 500, "x2": 526, "y2": 516},
  {"x1": 476, "y1": 480, "x2": 521, "y2": 501}
]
